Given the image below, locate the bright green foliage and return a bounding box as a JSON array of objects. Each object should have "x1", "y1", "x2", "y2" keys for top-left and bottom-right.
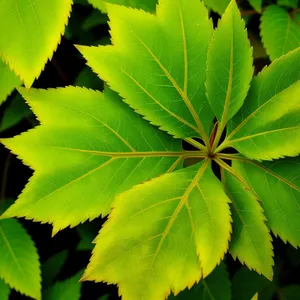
[
  {"x1": 222, "y1": 168, "x2": 273, "y2": 279},
  {"x1": 232, "y1": 158, "x2": 300, "y2": 248},
  {"x1": 227, "y1": 48, "x2": 300, "y2": 160},
  {"x1": 277, "y1": 0, "x2": 298, "y2": 8},
  {"x1": 0, "y1": 94, "x2": 32, "y2": 132},
  {"x1": 248, "y1": 0, "x2": 262, "y2": 12},
  {"x1": 81, "y1": 161, "x2": 231, "y2": 299},
  {"x1": 78, "y1": 0, "x2": 214, "y2": 140},
  {"x1": 0, "y1": 0, "x2": 72, "y2": 87},
  {"x1": 232, "y1": 267, "x2": 269, "y2": 300},
  {"x1": 0, "y1": 60, "x2": 21, "y2": 105},
  {"x1": 202, "y1": 0, "x2": 230, "y2": 15},
  {"x1": 260, "y1": 5, "x2": 300, "y2": 61},
  {"x1": 42, "y1": 251, "x2": 68, "y2": 288},
  {"x1": 206, "y1": 0, "x2": 253, "y2": 124},
  {"x1": 1, "y1": 0, "x2": 300, "y2": 299},
  {"x1": 0, "y1": 218, "x2": 41, "y2": 299},
  {"x1": 168, "y1": 263, "x2": 231, "y2": 300},
  {"x1": 87, "y1": 0, "x2": 107, "y2": 12},
  {"x1": 0, "y1": 279, "x2": 10, "y2": 300},
  {"x1": 43, "y1": 271, "x2": 82, "y2": 300},
  {"x1": 0, "y1": 87, "x2": 181, "y2": 234}
]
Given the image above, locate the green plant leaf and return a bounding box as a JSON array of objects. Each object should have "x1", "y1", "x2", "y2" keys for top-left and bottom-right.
[
  {"x1": 0, "y1": 279, "x2": 10, "y2": 300},
  {"x1": 232, "y1": 267, "x2": 269, "y2": 300},
  {"x1": 42, "y1": 250, "x2": 69, "y2": 288},
  {"x1": 277, "y1": 0, "x2": 298, "y2": 9},
  {"x1": 87, "y1": 0, "x2": 107, "y2": 13},
  {"x1": 221, "y1": 166, "x2": 274, "y2": 279},
  {"x1": 248, "y1": 0, "x2": 262, "y2": 12},
  {"x1": 206, "y1": 0, "x2": 253, "y2": 130},
  {"x1": 43, "y1": 271, "x2": 82, "y2": 300},
  {"x1": 81, "y1": 160, "x2": 231, "y2": 299},
  {"x1": 0, "y1": 87, "x2": 182, "y2": 234},
  {"x1": 0, "y1": 93, "x2": 33, "y2": 132},
  {"x1": 78, "y1": 0, "x2": 214, "y2": 142},
  {"x1": 226, "y1": 48, "x2": 300, "y2": 160},
  {"x1": 0, "y1": 0, "x2": 72, "y2": 87},
  {"x1": 202, "y1": 0, "x2": 230, "y2": 15},
  {"x1": 232, "y1": 157, "x2": 300, "y2": 248},
  {"x1": 0, "y1": 218, "x2": 41, "y2": 299},
  {"x1": 168, "y1": 263, "x2": 231, "y2": 300},
  {"x1": 0, "y1": 60, "x2": 21, "y2": 105},
  {"x1": 260, "y1": 5, "x2": 300, "y2": 61}
]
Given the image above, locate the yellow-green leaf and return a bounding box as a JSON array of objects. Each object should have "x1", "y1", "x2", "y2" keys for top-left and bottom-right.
[
  {"x1": 82, "y1": 161, "x2": 231, "y2": 299},
  {"x1": 0, "y1": 0, "x2": 72, "y2": 87}
]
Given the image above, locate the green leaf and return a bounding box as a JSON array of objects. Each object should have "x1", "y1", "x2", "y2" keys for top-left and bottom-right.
[
  {"x1": 0, "y1": 60, "x2": 21, "y2": 105},
  {"x1": 232, "y1": 267, "x2": 269, "y2": 300},
  {"x1": 81, "y1": 161, "x2": 231, "y2": 299},
  {"x1": 0, "y1": 93, "x2": 33, "y2": 132},
  {"x1": 87, "y1": 0, "x2": 107, "y2": 12},
  {"x1": 226, "y1": 48, "x2": 300, "y2": 161},
  {"x1": 206, "y1": 0, "x2": 253, "y2": 125},
  {"x1": 232, "y1": 157, "x2": 300, "y2": 248},
  {"x1": 0, "y1": 87, "x2": 182, "y2": 234},
  {"x1": 221, "y1": 166, "x2": 274, "y2": 279},
  {"x1": 249, "y1": 0, "x2": 262, "y2": 12},
  {"x1": 0, "y1": 279, "x2": 10, "y2": 300},
  {"x1": 202, "y1": 0, "x2": 230, "y2": 15},
  {"x1": 168, "y1": 263, "x2": 231, "y2": 300},
  {"x1": 78, "y1": 0, "x2": 214, "y2": 142},
  {"x1": 0, "y1": 0, "x2": 72, "y2": 87},
  {"x1": 0, "y1": 218, "x2": 41, "y2": 299},
  {"x1": 260, "y1": 5, "x2": 300, "y2": 61},
  {"x1": 280, "y1": 285, "x2": 300, "y2": 299},
  {"x1": 42, "y1": 250, "x2": 68, "y2": 288},
  {"x1": 277, "y1": 0, "x2": 298, "y2": 9},
  {"x1": 43, "y1": 271, "x2": 82, "y2": 300}
]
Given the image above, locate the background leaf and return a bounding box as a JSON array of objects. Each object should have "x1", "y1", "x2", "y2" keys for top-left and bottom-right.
[
  {"x1": 277, "y1": 0, "x2": 298, "y2": 9},
  {"x1": 0, "y1": 0, "x2": 72, "y2": 87},
  {"x1": 249, "y1": 0, "x2": 262, "y2": 12},
  {"x1": 202, "y1": 0, "x2": 230, "y2": 15},
  {"x1": 260, "y1": 5, "x2": 300, "y2": 61},
  {"x1": 0, "y1": 218, "x2": 41, "y2": 299}
]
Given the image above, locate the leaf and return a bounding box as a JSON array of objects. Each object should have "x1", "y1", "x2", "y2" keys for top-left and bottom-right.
[
  {"x1": 81, "y1": 160, "x2": 231, "y2": 299},
  {"x1": 0, "y1": 59, "x2": 21, "y2": 105},
  {"x1": 206, "y1": 0, "x2": 253, "y2": 125},
  {"x1": 226, "y1": 48, "x2": 300, "y2": 161},
  {"x1": 280, "y1": 285, "x2": 300, "y2": 299},
  {"x1": 277, "y1": 0, "x2": 298, "y2": 9},
  {"x1": 0, "y1": 93, "x2": 33, "y2": 132},
  {"x1": 0, "y1": 218, "x2": 41, "y2": 299},
  {"x1": 78, "y1": 0, "x2": 214, "y2": 141},
  {"x1": 202, "y1": 0, "x2": 230, "y2": 15},
  {"x1": 232, "y1": 157, "x2": 300, "y2": 248},
  {"x1": 249, "y1": 0, "x2": 262, "y2": 12},
  {"x1": 43, "y1": 271, "x2": 82, "y2": 300},
  {"x1": 0, "y1": 87, "x2": 182, "y2": 234},
  {"x1": 41, "y1": 250, "x2": 69, "y2": 288},
  {"x1": 168, "y1": 263, "x2": 231, "y2": 300},
  {"x1": 221, "y1": 166, "x2": 274, "y2": 279},
  {"x1": 0, "y1": 279, "x2": 10, "y2": 300},
  {"x1": 232, "y1": 267, "x2": 269, "y2": 300},
  {"x1": 0, "y1": 0, "x2": 72, "y2": 87},
  {"x1": 87, "y1": 0, "x2": 107, "y2": 13},
  {"x1": 260, "y1": 5, "x2": 300, "y2": 61}
]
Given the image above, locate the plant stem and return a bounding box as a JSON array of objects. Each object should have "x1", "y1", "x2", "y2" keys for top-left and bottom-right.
[{"x1": 184, "y1": 138, "x2": 207, "y2": 152}]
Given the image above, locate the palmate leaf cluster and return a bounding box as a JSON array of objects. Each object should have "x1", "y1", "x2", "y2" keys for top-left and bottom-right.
[{"x1": 1, "y1": 0, "x2": 300, "y2": 299}]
